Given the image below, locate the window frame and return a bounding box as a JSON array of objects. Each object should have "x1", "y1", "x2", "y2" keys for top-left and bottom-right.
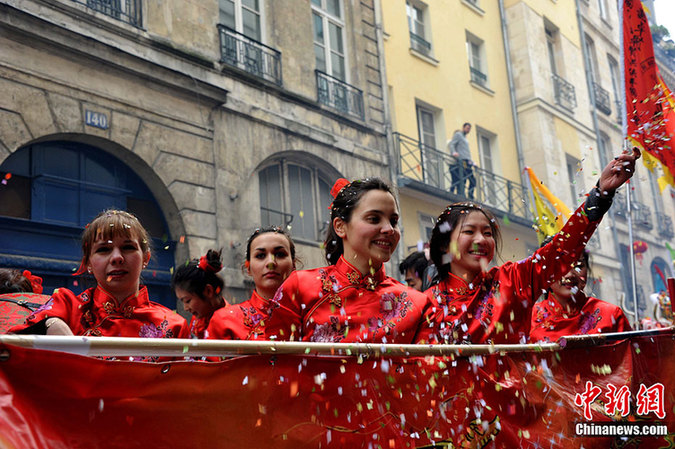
[
  {"x1": 219, "y1": 0, "x2": 265, "y2": 42},
  {"x1": 466, "y1": 31, "x2": 488, "y2": 87},
  {"x1": 258, "y1": 159, "x2": 332, "y2": 244},
  {"x1": 406, "y1": 0, "x2": 432, "y2": 56},
  {"x1": 311, "y1": 0, "x2": 348, "y2": 82}
]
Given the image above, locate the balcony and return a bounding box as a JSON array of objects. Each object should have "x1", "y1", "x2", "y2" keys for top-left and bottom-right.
[
  {"x1": 394, "y1": 132, "x2": 529, "y2": 221},
  {"x1": 656, "y1": 212, "x2": 674, "y2": 239},
  {"x1": 77, "y1": 0, "x2": 142, "y2": 26},
  {"x1": 315, "y1": 70, "x2": 365, "y2": 120},
  {"x1": 409, "y1": 32, "x2": 431, "y2": 56},
  {"x1": 593, "y1": 82, "x2": 612, "y2": 115},
  {"x1": 218, "y1": 25, "x2": 282, "y2": 86},
  {"x1": 470, "y1": 67, "x2": 488, "y2": 87},
  {"x1": 633, "y1": 201, "x2": 653, "y2": 230},
  {"x1": 552, "y1": 73, "x2": 577, "y2": 110}
]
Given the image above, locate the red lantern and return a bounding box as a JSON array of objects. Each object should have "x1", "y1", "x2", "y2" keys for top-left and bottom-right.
[{"x1": 633, "y1": 240, "x2": 648, "y2": 264}]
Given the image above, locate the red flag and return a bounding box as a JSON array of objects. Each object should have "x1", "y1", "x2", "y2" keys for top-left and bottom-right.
[
  {"x1": 623, "y1": 0, "x2": 675, "y2": 190},
  {"x1": 0, "y1": 330, "x2": 673, "y2": 448}
]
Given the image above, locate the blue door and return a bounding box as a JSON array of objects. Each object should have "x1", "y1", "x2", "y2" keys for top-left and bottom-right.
[{"x1": 0, "y1": 142, "x2": 177, "y2": 308}]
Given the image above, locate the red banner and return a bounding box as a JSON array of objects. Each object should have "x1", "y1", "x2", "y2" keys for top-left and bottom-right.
[
  {"x1": 0, "y1": 330, "x2": 673, "y2": 448},
  {"x1": 623, "y1": 0, "x2": 675, "y2": 189}
]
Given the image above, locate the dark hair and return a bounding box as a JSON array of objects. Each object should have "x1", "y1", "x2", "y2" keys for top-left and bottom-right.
[
  {"x1": 324, "y1": 178, "x2": 396, "y2": 265},
  {"x1": 245, "y1": 226, "x2": 297, "y2": 263},
  {"x1": 399, "y1": 251, "x2": 428, "y2": 279},
  {"x1": 0, "y1": 268, "x2": 33, "y2": 294},
  {"x1": 463, "y1": 122, "x2": 471, "y2": 128},
  {"x1": 171, "y1": 249, "x2": 224, "y2": 299},
  {"x1": 429, "y1": 202, "x2": 501, "y2": 280}
]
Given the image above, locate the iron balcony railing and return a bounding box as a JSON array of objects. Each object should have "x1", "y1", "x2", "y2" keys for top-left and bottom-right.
[
  {"x1": 593, "y1": 82, "x2": 612, "y2": 115},
  {"x1": 656, "y1": 212, "x2": 674, "y2": 239},
  {"x1": 218, "y1": 25, "x2": 282, "y2": 86},
  {"x1": 315, "y1": 70, "x2": 365, "y2": 120},
  {"x1": 77, "y1": 0, "x2": 142, "y2": 26},
  {"x1": 470, "y1": 67, "x2": 488, "y2": 87},
  {"x1": 409, "y1": 32, "x2": 431, "y2": 55},
  {"x1": 394, "y1": 132, "x2": 529, "y2": 220},
  {"x1": 260, "y1": 207, "x2": 293, "y2": 228},
  {"x1": 552, "y1": 73, "x2": 577, "y2": 110}
]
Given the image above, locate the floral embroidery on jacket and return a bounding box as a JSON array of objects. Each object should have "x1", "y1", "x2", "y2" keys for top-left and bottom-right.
[
  {"x1": 578, "y1": 309, "x2": 601, "y2": 334},
  {"x1": 368, "y1": 292, "x2": 413, "y2": 333},
  {"x1": 29, "y1": 298, "x2": 53, "y2": 319},
  {"x1": 311, "y1": 316, "x2": 343, "y2": 342},
  {"x1": 139, "y1": 319, "x2": 174, "y2": 338}
]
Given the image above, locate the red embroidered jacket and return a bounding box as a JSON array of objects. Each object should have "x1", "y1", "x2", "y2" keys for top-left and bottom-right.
[
  {"x1": 415, "y1": 205, "x2": 601, "y2": 344},
  {"x1": 10, "y1": 286, "x2": 189, "y2": 339},
  {"x1": 206, "y1": 290, "x2": 272, "y2": 340},
  {"x1": 264, "y1": 256, "x2": 429, "y2": 343},
  {"x1": 530, "y1": 294, "x2": 632, "y2": 342}
]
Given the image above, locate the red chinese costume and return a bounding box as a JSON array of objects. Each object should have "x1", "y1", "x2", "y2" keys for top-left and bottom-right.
[
  {"x1": 10, "y1": 286, "x2": 189, "y2": 340},
  {"x1": 416, "y1": 205, "x2": 602, "y2": 344},
  {"x1": 264, "y1": 256, "x2": 428, "y2": 343},
  {"x1": 530, "y1": 293, "x2": 632, "y2": 342},
  {"x1": 206, "y1": 290, "x2": 272, "y2": 340}
]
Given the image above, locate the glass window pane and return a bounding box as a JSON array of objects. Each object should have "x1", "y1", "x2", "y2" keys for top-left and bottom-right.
[
  {"x1": 327, "y1": 0, "x2": 341, "y2": 18},
  {"x1": 313, "y1": 13, "x2": 324, "y2": 42},
  {"x1": 315, "y1": 44, "x2": 326, "y2": 72},
  {"x1": 242, "y1": 0, "x2": 259, "y2": 11},
  {"x1": 288, "y1": 165, "x2": 316, "y2": 240},
  {"x1": 329, "y1": 22, "x2": 343, "y2": 53},
  {"x1": 219, "y1": 0, "x2": 236, "y2": 28},
  {"x1": 330, "y1": 52, "x2": 345, "y2": 80},
  {"x1": 259, "y1": 165, "x2": 282, "y2": 227},
  {"x1": 242, "y1": 9, "x2": 261, "y2": 40},
  {"x1": 311, "y1": 0, "x2": 321, "y2": 7},
  {"x1": 318, "y1": 177, "x2": 332, "y2": 238}
]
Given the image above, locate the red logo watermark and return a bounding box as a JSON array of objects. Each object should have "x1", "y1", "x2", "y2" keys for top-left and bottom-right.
[{"x1": 574, "y1": 382, "x2": 665, "y2": 420}]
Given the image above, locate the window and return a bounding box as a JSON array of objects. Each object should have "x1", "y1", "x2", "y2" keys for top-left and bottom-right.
[
  {"x1": 607, "y1": 55, "x2": 621, "y2": 118},
  {"x1": 598, "y1": 0, "x2": 608, "y2": 21},
  {"x1": 407, "y1": 1, "x2": 431, "y2": 55},
  {"x1": 584, "y1": 34, "x2": 598, "y2": 81},
  {"x1": 418, "y1": 213, "x2": 436, "y2": 243},
  {"x1": 416, "y1": 103, "x2": 444, "y2": 189},
  {"x1": 312, "y1": 0, "x2": 346, "y2": 81},
  {"x1": 84, "y1": 0, "x2": 142, "y2": 27},
  {"x1": 466, "y1": 32, "x2": 487, "y2": 87},
  {"x1": 566, "y1": 155, "x2": 582, "y2": 204},
  {"x1": 598, "y1": 132, "x2": 612, "y2": 165},
  {"x1": 477, "y1": 129, "x2": 503, "y2": 207},
  {"x1": 258, "y1": 161, "x2": 332, "y2": 242},
  {"x1": 219, "y1": 0, "x2": 262, "y2": 40},
  {"x1": 546, "y1": 25, "x2": 559, "y2": 75}
]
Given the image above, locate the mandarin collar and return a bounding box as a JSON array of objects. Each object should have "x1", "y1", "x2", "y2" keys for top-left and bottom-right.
[
  {"x1": 248, "y1": 289, "x2": 269, "y2": 310},
  {"x1": 443, "y1": 271, "x2": 484, "y2": 293},
  {"x1": 335, "y1": 256, "x2": 387, "y2": 290},
  {"x1": 93, "y1": 285, "x2": 150, "y2": 310},
  {"x1": 549, "y1": 292, "x2": 587, "y2": 315}
]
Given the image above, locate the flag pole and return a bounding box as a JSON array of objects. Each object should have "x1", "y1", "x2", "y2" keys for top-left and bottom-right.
[{"x1": 619, "y1": 0, "x2": 640, "y2": 328}]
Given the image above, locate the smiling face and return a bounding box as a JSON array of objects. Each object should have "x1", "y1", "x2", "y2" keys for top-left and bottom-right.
[
  {"x1": 334, "y1": 189, "x2": 400, "y2": 275},
  {"x1": 88, "y1": 234, "x2": 150, "y2": 302},
  {"x1": 248, "y1": 232, "x2": 295, "y2": 300},
  {"x1": 550, "y1": 258, "x2": 588, "y2": 305},
  {"x1": 447, "y1": 210, "x2": 495, "y2": 282}
]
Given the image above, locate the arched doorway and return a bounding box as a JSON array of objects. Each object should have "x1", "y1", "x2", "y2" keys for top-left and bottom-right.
[{"x1": 0, "y1": 141, "x2": 177, "y2": 308}]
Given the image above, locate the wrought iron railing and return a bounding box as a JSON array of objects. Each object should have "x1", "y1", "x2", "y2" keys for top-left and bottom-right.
[
  {"x1": 656, "y1": 212, "x2": 674, "y2": 239},
  {"x1": 593, "y1": 82, "x2": 612, "y2": 115},
  {"x1": 470, "y1": 67, "x2": 487, "y2": 87},
  {"x1": 552, "y1": 73, "x2": 577, "y2": 110},
  {"x1": 394, "y1": 132, "x2": 529, "y2": 220},
  {"x1": 315, "y1": 70, "x2": 365, "y2": 120},
  {"x1": 77, "y1": 0, "x2": 142, "y2": 26},
  {"x1": 260, "y1": 207, "x2": 293, "y2": 228},
  {"x1": 218, "y1": 25, "x2": 282, "y2": 86},
  {"x1": 409, "y1": 32, "x2": 431, "y2": 55}
]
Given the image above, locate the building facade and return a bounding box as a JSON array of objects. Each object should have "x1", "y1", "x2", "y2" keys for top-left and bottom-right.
[{"x1": 0, "y1": 0, "x2": 390, "y2": 306}]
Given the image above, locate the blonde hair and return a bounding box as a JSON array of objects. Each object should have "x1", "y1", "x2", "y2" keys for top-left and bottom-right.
[{"x1": 77, "y1": 210, "x2": 151, "y2": 273}]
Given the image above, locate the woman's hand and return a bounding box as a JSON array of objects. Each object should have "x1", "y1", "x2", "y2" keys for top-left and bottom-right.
[
  {"x1": 597, "y1": 147, "x2": 641, "y2": 195},
  {"x1": 45, "y1": 317, "x2": 74, "y2": 336}
]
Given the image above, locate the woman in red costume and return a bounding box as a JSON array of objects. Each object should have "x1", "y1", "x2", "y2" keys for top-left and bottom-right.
[
  {"x1": 171, "y1": 249, "x2": 228, "y2": 339},
  {"x1": 10, "y1": 209, "x2": 189, "y2": 342},
  {"x1": 206, "y1": 226, "x2": 297, "y2": 340},
  {"x1": 264, "y1": 177, "x2": 429, "y2": 343},
  {"x1": 415, "y1": 149, "x2": 640, "y2": 344},
  {"x1": 530, "y1": 243, "x2": 631, "y2": 342}
]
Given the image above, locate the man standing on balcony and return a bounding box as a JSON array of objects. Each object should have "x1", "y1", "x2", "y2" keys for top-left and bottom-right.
[{"x1": 448, "y1": 122, "x2": 476, "y2": 200}]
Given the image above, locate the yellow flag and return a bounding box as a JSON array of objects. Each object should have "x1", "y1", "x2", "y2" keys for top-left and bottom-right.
[{"x1": 525, "y1": 167, "x2": 572, "y2": 244}]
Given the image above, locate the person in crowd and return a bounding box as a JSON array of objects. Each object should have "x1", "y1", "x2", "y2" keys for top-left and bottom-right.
[
  {"x1": 263, "y1": 177, "x2": 429, "y2": 343},
  {"x1": 415, "y1": 148, "x2": 640, "y2": 344},
  {"x1": 0, "y1": 268, "x2": 42, "y2": 294},
  {"x1": 206, "y1": 226, "x2": 297, "y2": 340},
  {"x1": 399, "y1": 251, "x2": 428, "y2": 292},
  {"x1": 530, "y1": 240, "x2": 632, "y2": 342},
  {"x1": 171, "y1": 249, "x2": 228, "y2": 339},
  {"x1": 448, "y1": 122, "x2": 476, "y2": 199},
  {"x1": 10, "y1": 209, "x2": 189, "y2": 341}
]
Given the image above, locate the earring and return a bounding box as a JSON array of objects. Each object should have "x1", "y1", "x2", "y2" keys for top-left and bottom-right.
[{"x1": 87, "y1": 267, "x2": 92, "y2": 273}]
